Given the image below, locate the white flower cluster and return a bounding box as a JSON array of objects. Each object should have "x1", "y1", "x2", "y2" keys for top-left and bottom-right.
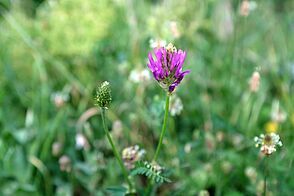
[
  {"x1": 122, "y1": 145, "x2": 145, "y2": 169},
  {"x1": 254, "y1": 133, "x2": 282, "y2": 155}
]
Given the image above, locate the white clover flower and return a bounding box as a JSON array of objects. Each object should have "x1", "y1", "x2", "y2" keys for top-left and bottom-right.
[
  {"x1": 75, "y1": 133, "x2": 90, "y2": 150},
  {"x1": 254, "y1": 133, "x2": 282, "y2": 155},
  {"x1": 122, "y1": 145, "x2": 145, "y2": 169},
  {"x1": 169, "y1": 95, "x2": 183, "y2": 116},
  {"x1": 59, "y1": 155, "x2": 71, "y2": 172},
  {"x1": 149, "y1": 39, "x2": 167, "y2": 49},
  {"x1": 51, "y1": 91, "x2": 69, "y2": 108}
]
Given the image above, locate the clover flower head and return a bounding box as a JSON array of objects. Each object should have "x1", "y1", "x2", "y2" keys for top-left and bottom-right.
[
  {"x1": 59, "y1": 155, "x2": 71, "y2": 172},
  {"x1": 51, "y1": 91, "x2": 69, "y2": 108},
  {"x1": 122, "y1": 145, "x2": 145, "y2": 169},
  {"x1": 75, "y1": 133, "x2": 90, "y2": 150},
  {"x1": 147, "y1": 43, "x2": 190, "y2": 93},
  {"x1": 169, "y1": 95, "x2": 183, "y2": 116},
  {"x1": 254, "y1": 133, "x2": 282, "y2": 155},
  {"x1": 95, "y1": 81, "x2": 112, "y2": 109}
]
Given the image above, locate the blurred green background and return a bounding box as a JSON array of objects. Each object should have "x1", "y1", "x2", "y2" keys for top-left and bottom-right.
[{"x1": 0, "y1": 0, "x2": 294, "y2": 195}]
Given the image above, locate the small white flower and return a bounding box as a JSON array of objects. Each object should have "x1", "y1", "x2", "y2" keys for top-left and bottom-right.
[
  {"x1": 59, "y1": 155, "x2": 71, "y2": 172},
  {"x1": 51, "y1": 92, "x2": 69, "y2": 108},
  {"x1": 169, "y1": 95, "x2": 183, "y2": 116},
  {"x1": 101, "y1": 81, "x2": 109, "y2": 88},
  {"x1": 254, "y1": 133, "x2": 282, "y2": 155},
  {"x1": 122, "y1": 145, "x2": 145, "y2": 169},
  {"x1": 149, "y1": 39, "x2": 167, "y2": 48},
  {"x1": 129, "y1": 69, "x2": 151, "y2": 84},
  {"x1": 75, "y1": 133, "x2": 90, "y2": 150}
]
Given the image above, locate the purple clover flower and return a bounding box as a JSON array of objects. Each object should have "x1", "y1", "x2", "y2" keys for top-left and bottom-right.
[{"x1": 147, "y1": 43, "x2": 190, "y2": 93}]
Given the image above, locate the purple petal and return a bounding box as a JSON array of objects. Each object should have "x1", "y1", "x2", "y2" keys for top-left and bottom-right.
[
  {"x1": 170, "y1": 51, "x2": 180, "y2": 72},
  {"x1": 168, "y1": 70, "x2": 190, "y2": 92},
  {"x1": 148, "y1": 53, "x2": 156, "y2": 71},
  {"x1": 175, "y1": 51, "x2": 186, "y2": 77},
  {"x1": 152, "y1": 72, "x2": 160, "y2": 81},
  {"x1": 168, "y1": 83, "x2": 177, "y2": 92},
  {"x1": 177, "y1": 70, "x2": 190, "y2": 82},
  {"x1": 162, "y1": 49, "x2": 169, "y2": 76},
  {"x1": 154, "y1": 48, "x2": 163, "y2": 63}
]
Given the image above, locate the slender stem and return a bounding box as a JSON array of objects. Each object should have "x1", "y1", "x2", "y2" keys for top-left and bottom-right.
[
  {"x1": 101, "y1": 109, "x2": 133, "y2": 191},
  {"x1": 153, "y1": 94, "x2": 170, "y2": 162},
  {"x1": 145, "y1": 94, "x2": 170, "y2": 195},
  {"x1": 263, "y1": 158, "x2": 267, "y2": 196}
]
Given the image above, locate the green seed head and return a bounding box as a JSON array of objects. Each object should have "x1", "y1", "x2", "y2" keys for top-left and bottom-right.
[{"x1": 95, "y1": 81, "x2": 112, "y2": 109}]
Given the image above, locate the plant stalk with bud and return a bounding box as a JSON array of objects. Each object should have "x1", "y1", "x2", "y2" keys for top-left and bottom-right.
[{"x1": 95, "y1": 81, "x2": 134, "y2": 192}]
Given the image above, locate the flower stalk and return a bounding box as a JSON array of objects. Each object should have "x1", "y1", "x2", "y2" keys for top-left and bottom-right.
[
  {"x1": 145, "y1": 93, "x2": 170, "y2": 196},
  {"x1": 263, "y1": 160, "x2": 267, "y2": 196},
  {"x1": 153, "y1": 94, "x2": 170, "y2": 162},
  {"x1": 95, "y1": 81, "x2": 133, "y2": 192},
  {"x1": 101, "y1": 109, "x2": 133, "y2": 191}
]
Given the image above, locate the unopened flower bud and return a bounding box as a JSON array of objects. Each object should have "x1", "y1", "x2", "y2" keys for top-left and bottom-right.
[
  {"x1": 95, "y1": 81, "x2": 112, "y2": 109},
  {"x1": 249, "y1": 71, "x2": 260, "y2": 92}
]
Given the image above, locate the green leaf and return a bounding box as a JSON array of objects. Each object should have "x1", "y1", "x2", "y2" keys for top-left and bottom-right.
[
  {"x1": 106, "y1": 186, "x2": 127, "y2": 196},
  {"x1": 130, "y1": 161, "x2": 171, "y2": 184}
]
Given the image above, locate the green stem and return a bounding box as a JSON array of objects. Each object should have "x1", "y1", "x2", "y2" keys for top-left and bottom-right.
[
  {"x1": 263, "y1": 159, "x2": 267, "y2": 196},
  {"x1": 153, "y1": 94, "x2": 170, "y2": 162},
  {"x1": 145, "y1": 94, "x2": 170, "y2": 195},
  {"x1": 101, "y1": 109, "x2": 133, "y2": 191}
]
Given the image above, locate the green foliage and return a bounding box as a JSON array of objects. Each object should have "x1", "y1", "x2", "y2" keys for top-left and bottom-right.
[
  {"x1": 106, "y1": 186, "x2": 127, "y2": 196},
  {"x1": 131, "y1": 161, "x2": 171, "y2": 184},
  {"x1": 0, "y1": 0, "x2": 294, "y2": 195}
]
